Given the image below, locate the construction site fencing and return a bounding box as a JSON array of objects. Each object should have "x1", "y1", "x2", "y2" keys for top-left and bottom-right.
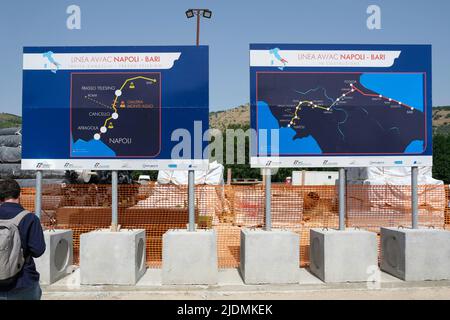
[{"x1": 19, "y1": 183, "x2": 450, "y2": 268}]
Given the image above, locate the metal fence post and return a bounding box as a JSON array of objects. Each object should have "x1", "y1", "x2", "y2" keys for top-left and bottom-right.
[
  {"x1": 411, "y1": 166, "x2": 419, "y2": 229},
  {"x1": 111, "y1": 170, "x2": 118, "y2": 231},
  {"x1": 339, "y1": 168, "x2": 346, "y2": 231},
  {"x1": 188, "y1": 170, "x2": 196, "y2": 231},
  {"x1": 265, "y1": 168, "x2": 272, "y2": 231},
  {"x1": 35, "y1": 171, "x2": 42, "y2": 219}
]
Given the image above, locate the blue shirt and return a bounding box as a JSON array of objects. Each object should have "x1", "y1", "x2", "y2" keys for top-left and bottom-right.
[{"x1": 0, "y1": 202, "x2": 46, "y2": 291}]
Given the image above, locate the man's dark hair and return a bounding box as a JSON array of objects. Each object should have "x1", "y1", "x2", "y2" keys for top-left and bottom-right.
[{"x1": 0, "y1": 178, "x2": 21, "y2": 201}]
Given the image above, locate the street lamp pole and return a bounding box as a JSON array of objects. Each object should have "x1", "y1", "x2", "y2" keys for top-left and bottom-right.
[
  {"x1": 185, "y1": 9, "x2": 212, "y2": 46},
  {"x1": 196, "y1": 11, "x2": 200, "y2": 46},
  {"x1": 185, "y1": 8, "x2": 211, "y2": 231}
]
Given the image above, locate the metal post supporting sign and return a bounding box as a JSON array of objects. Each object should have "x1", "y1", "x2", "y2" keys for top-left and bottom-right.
[
  {"x1": 338, "y1": 168, "x2": 346, "y2": 231},
  {"x1": 265, "y1": 168, "x2": 272, "y2": 231},
  {"x1": 188, "y1": 170, "x2": 196, "y2": 231},
  {"x1": 411, "y1": 166, "x2": 419, "y2": 229},
  {"x1": 35, "y1": 171, "x2": 42, "y2": 219},
  {"x1": 111, "y1": 170, "x2": 118, "y2": 232}
]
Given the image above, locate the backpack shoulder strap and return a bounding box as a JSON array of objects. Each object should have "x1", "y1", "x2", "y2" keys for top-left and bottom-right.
[{"x1": 9, "y1": 210, "x2": 31, "y2": 226}]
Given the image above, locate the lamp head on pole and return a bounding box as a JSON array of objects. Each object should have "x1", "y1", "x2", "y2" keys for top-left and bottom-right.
[
  {"x1": 185, "y1": 9, "x2": 195, "y2": 19},
  {"x1": 202, "y1": 9, "x2": 212, "y2": 19}
]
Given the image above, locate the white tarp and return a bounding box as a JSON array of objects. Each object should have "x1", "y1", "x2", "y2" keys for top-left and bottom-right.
[
  {"x1": 157, "y1": 161, "x2": 224, "y2": 185},
  {"x1": 346, "y1": 167, "x2": 442, "y2": 185},
  {"x1": 346, "y1": 167, "x2": 446, "y2": 228}
]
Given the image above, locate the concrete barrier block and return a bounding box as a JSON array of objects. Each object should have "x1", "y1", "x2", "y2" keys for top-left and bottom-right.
[
  {"x1": 162, "y1": 229, "x2": 218, "y2": 285},
  {"x1": 80, "y1": 229, "x2": 146, "y2": 285},
  {"x1": 310, "y1": 228, "x2": 378, "y2": 283},
  {"x1": 240, "y1": 229, "x2": 299, "y2": 284},
  {"x1": 35, "y1": 229, "x2": 73, "y2": 285},
  {"x1": 381, "y1": 227, "x2": 450, "y2": 281}
]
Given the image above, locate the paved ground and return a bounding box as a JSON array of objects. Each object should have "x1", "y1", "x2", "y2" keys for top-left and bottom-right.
[{"x1": 41, "y1": 268, "x2": 450, "y2": 300}]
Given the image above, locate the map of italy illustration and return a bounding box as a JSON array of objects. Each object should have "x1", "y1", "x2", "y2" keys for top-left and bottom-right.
[{"x1": 43, "y1": 51, "x2": 61, "y2": 73}]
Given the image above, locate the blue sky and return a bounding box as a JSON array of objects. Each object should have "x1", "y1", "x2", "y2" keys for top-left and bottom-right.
[{"x1": 0, "y1": 0, "x2": 449, "y2": 115}]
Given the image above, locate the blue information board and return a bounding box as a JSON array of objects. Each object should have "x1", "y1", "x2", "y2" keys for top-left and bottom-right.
[
  {"x1": 22, "y1": 46, "x2": 209, "y2": 170},
  {"x1": 250, "y1": 44, "x2": 432, "y2": 168}
]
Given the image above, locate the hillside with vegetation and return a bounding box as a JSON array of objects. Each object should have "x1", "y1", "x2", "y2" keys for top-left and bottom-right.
[
  {"x1": 432, "y1": 106, "x2": 450, "y2": 135},
  {"x1": 0, "y1": 113, "x2": 21, "y2": 129},
  {"x1": 209, "y1": 104, "x2": 249, "y2": 130}
]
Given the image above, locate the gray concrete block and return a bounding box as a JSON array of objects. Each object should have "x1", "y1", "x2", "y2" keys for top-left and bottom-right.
[
  {"x1": 310, "y1": 228, "x2": 378, "y2": 283},
  {"x1": 381, "y1": 227, "x2": 450, "y2": 281},
  {"x1": 35, "y1": 230, "x2": 73, "y2": 285},
  {"x1": 240, "y1": 229, "x2": 299, "y2": 284},
  {"x1": 162, "y1": 229, "x2": 218, "y2": 285},
  {"x1": 80, "y1": 229, "x2": 146, "y2": 285}
]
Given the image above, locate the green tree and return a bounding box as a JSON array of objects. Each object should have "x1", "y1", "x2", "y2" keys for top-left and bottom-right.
[{"x1": 432, "y1": 134, "x2": 450, "y2": 184}]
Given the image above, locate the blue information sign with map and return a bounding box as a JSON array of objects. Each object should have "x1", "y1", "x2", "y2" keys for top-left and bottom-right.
[
  {"x1": 22, "y1": 46, "x2": 209, "y2": 170},
  {"x1": 250, "y1": 44, "x2": 432, "y2": 168}
]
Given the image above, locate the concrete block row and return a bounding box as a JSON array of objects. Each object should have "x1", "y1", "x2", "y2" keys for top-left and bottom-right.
[{"x1": 36, "y1": 227, "x2": 450, "y2": 285}]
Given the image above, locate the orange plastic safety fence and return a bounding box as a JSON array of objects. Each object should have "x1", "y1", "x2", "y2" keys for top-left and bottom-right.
[
  {"x1": 445, "y1": 186, "x2": 450, "y2": 229},
  {"x1": 19, "y1": 183, "x2": 449, "y2": 268}
]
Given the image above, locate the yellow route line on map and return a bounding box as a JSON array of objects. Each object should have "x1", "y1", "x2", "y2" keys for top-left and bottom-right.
[
  {"x1": 102, "y1": 76, "x2": 157, "y2": 128},
  {"x1": 289, "y1": 101, "x2": 329, "y2": 126}
]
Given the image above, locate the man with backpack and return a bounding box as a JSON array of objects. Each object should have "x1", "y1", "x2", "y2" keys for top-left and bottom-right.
[{"x1": 0, "y1": 179, "x2": 46, "y2": 300}]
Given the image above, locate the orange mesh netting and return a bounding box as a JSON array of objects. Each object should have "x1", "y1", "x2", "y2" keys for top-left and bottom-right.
[{"x1": 20, "y1": 183, "x2": 450, "y2": 268}]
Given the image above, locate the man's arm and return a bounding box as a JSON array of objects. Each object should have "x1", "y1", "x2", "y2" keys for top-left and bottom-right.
[{"x1": 25, "y1": 215, "x2": 46, "y2": 258}]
